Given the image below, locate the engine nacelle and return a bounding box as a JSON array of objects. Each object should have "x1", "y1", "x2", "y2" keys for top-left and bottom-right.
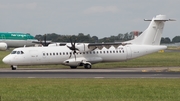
[
  {"x1": 0, "y1": 43, "x2": 7, "y2": 50},
  {"x1": 76, "y1": 43, "x2": 96, "y2": 52},
  {"x1": 63, "y1": 58, "x2": 82, "y2": 66},
  {"x1": 48, "y1": 43, "x2": 66, "y2": 47}
]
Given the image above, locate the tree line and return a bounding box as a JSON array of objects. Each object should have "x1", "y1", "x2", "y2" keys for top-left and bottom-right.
[{"x1": 35, "y1": 32, "x2": 180, "y2": 44}]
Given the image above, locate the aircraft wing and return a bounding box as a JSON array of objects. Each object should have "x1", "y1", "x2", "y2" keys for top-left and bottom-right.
[
  {"x1": 67, "y1": 42, "x2": 130, "y2": 52},
  {"x1": 32, "y1": 40, "x2": 52, "y2": 46},
  {"x1": 87, "y1": 42, "x2": 129, "y2": 49}
]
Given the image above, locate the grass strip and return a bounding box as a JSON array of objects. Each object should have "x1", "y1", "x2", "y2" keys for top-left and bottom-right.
[{"x1": 0, "y1": 78, "x2": 180, "y2": 101}]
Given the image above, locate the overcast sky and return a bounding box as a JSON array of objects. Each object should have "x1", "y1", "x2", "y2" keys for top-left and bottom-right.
[{"x1": 0, "y1": 0, "x2": 179, "y2": 39}]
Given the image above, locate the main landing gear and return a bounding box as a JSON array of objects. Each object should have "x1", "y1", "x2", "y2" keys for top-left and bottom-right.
[
  {"x1": 70, "y1": 64, "x2": 91, "y2": 69},
  {"x1": 11, "y1": 65, "x2": 17, "y2": 70},
  {"x1": 84, "y1": 64, "x2": 91, "y2": 69},
  {"x1": 70, "y1": 66, "x2": 77, "y2": 69}
]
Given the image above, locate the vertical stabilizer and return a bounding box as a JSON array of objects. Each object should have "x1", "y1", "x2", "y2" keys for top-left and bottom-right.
[{"x1": 127, "y1": 15, "x2": 175, "y2": 45}]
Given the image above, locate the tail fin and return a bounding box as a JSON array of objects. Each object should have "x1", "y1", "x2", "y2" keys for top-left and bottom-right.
[{"x1": 127, "y1": 15, "x2": 175, "y2": 45}]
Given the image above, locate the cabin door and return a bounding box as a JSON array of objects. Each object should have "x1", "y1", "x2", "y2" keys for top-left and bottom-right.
[{"x1": 126, "y1": 46, "x2": 132, "y2": 59}]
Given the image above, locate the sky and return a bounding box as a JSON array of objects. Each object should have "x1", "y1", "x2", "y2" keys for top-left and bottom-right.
[{"x1": 0, "y1": 0, "x2": 179, "y2": 39}]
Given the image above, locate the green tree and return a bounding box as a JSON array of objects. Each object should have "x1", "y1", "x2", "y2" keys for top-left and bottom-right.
[{"x1": 172, "y1": 36, "x2": 180, "y2": 43}]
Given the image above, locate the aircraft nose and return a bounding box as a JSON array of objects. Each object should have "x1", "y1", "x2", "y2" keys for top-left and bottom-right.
[{"x1": 2, "y1": 56, "x2": 11, "y2": 64}]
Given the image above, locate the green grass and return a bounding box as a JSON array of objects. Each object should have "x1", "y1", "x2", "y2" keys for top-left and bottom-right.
[
  {"x1": 0, "y1": 78, "x2": 179, "y2": 101},
  {"x1": 94, "y1": 52, "x2": 180, "y2": 68},
  {"x1": 1, "y1": 49, "x2": 180, "y2": 68}
]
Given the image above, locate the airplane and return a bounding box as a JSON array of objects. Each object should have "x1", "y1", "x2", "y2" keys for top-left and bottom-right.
[
  {"x1": 0, "y1": 32, "x2": 38, "y2": 50},
  {"x1": 2, "y1": 15, "x2": 175, "y2": 70}
]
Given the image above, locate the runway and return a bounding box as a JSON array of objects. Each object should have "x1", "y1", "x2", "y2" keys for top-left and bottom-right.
[{"x1": 0, "y1": 68, "x2": 180, "y2": 78}]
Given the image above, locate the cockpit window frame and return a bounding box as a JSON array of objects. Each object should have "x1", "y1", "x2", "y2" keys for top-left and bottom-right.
[
  {"x1": 11, "y1": 50, "x2": 24, "y2": 54},
  {"x1": 11, "y1": 51, "x2": 17, "y2": 54}
]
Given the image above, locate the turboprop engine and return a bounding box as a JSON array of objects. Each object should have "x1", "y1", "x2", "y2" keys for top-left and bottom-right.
[{"x1": 0, "y1": 43, "x2": 7, "y2": 50}]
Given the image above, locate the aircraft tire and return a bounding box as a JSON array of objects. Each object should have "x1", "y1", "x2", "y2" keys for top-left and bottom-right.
[
  {"x1": 11, "y1": 65, "x2": 17, "y2": 70},
  {"x1": 70, "y1": 66, "x2": 77, "y2": 69},
  {"x1": 84, "y1": 64, "x2": 91, "y2": 69}
]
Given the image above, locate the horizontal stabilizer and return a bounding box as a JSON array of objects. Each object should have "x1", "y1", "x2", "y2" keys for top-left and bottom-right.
[
  {"x1": 144, "y1": 15, "x2": 176, "y2": 21},
  {"x1": 144, "y1": 19, "x2": 176, "y2": 21}
]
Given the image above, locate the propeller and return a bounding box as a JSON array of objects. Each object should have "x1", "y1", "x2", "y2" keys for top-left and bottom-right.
[
  {"x1": 38, "y1": 34, "x2": 48, "y2": 46},
  {"x1": 33, "y1": 34, "x2": 52, "y2": 46},
  {"x1": 41, "y1": 34, "x2": 51, "y2": 46},
  {"x1": 67, "y1": 37, "x2": 78, "y2": 60},
  {"x1": 43, "y1": 34, "x2": 47, "y2": 46},
  {"x1": 40, "y1": 34, "x2": 49, "y2": 46}
]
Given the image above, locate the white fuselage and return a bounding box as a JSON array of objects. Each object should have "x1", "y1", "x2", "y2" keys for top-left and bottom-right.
[{"x1": 3, "y1": 45, "x2": 167, "y2": 66}]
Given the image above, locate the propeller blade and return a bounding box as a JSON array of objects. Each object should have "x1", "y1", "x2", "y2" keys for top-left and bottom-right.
[
  {"x1": 69, "y1": 52, "x2": 72, "y2": 58},
  {"x1": 68, "y1": 37, "x2": 77, "y2": 61},
  {"x1": 70, "y1": 37, "x2": 73, "y2": 46},
  {"x1": 73, "y1": 51, "x2": 76, "y2": 61},
  {"x1": 44, "y1": 34, "x2": 46, "y2": 46}
]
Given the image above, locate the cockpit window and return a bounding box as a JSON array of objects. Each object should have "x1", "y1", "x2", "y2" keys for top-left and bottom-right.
[
  {"x1": 11, "y1": 51, "x2": 24, "y2": 54},
  {"x1": 17, "y1": 51, "x2": 20, "y2": 54},
  {"x1": 11, "y1": 51, "x2": 17, "y2": 54}
]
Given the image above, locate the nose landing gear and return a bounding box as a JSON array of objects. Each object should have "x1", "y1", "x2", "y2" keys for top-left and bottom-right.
[{"x1": 11, "y1": 65, "x2": 17, "y2": 70}]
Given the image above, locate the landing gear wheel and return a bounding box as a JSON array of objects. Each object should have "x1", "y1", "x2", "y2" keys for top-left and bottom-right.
[
  {"x1": 70, "y1": 66, "x2": 77, "y2": 69},
  {"x1": 11, "y1": 65, "x2": 17, "y2": 70},
  {"x1": 84, "y1": 64, "x2": 91, "y2": 69}
]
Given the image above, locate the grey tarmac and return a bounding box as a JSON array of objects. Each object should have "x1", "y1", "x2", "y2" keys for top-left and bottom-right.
[{"x1": 0, "y1": 67, "x2": 180, "y2": 78}]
